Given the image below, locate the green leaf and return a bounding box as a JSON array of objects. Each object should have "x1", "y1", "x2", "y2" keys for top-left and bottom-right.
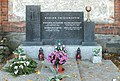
[
  {"x1": 49, "y1": 66, "x2": 57, "y2": 74},
  {"x1": 57, "y1": 74, "x2": 70, "y2": 79},
  {"x1": 47, "y1": 76, "x2": 54, "y2": 81},
  {"x1": 55, "y1": 79, "x2": 60, "y2": 81}
]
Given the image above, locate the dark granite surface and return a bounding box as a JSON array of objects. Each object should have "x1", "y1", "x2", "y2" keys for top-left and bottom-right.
[{"x1": 24, "y1": 5, "x2": 97, "y2": 46}]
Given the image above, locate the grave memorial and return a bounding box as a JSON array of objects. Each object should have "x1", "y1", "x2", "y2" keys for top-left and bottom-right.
[
  {"x1": 22, "y1": 5, "x2": 102, "y2": 61},
  {"x1": 0, "y1": 3, "x2": 119, "y2": 81},
  {"x1": 24, "y1": 5, "x2": 96, "y2": 45}
]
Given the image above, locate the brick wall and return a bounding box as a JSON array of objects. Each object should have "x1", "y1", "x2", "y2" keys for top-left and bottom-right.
[
  {"x1": 0, "y1": 0, "x2": 8, "y2": 26},
  {"x1": 115, "y1": 0, "x2": 120, "y2": 25},
  {"x1": 94, "y1": 0, "x2": 120, "y2": 35},
  {"x1": 0, "y1": 0, "x2": 120, "y2": 34}
]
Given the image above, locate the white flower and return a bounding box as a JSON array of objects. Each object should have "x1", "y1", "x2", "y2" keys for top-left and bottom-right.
[
  {"x1": 62, "y1": 45, "x2": 65, "y2": 47},
  {"x1": 9, "y1": 64, "x2": 13, "y2": 67},
  {"x1": 14, "y1": 70, "x2": 18, "y2": 75},
  {"x1": 13, "y1": 52, "x2": 18, "y2": 54},
  {"x1": 20, "y1": 61, "x2": 24, "y2": 63},
  {"x1": 13, "y1": 62, "x2": 17, "y2": 64},
  {"x1": 55, "y1": 46, "x2": 57, "y2": 48},
  {"x1": 16, "y1": 62, "x2": 20, "y2": 63},
  {"x1": 58, "y1": 43, "x2": 61, "y2": 45},
  {"x1": 24, "y1": 63, "x2": 27, "y2": 66},
  {"x1": 25, "y1": 61, "x2": 30, "y2": 66},
  {"x1": 19, "y1": 65, "x2": 24, "y2": 69},
  {"x1": 14, "y1": 66, "x2": 18, "y2": 69}
]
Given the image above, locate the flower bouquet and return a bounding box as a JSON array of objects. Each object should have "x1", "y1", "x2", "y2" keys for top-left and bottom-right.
[
  {"x1": 4, "y1": 58, "x2": 37, "y2": 76},
  {"x1": 47, "y1": 51, "x2": 68, "y2": 66},
  {"x1": 47, "y1": 41, "x2": 68, "y2": 73}
]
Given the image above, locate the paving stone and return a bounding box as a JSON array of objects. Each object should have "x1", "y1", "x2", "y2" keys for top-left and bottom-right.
[
  {"x1": 40, "y1": 59, "x2": 81, "y2": 81},
  {"x1": 78, "y1": 60, "x2": 120, "y2": 81},
  {"x1": 0, "y1": 59, "x2": 119, "y2": 81}
]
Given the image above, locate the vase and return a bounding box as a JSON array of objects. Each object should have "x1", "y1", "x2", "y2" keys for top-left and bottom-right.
[
  {"x1": 91, "y1": 56, "x2": 102, "y2": 63},
  {"x1": 58, "y1": 64, "x2": 64, "y2": 74}
]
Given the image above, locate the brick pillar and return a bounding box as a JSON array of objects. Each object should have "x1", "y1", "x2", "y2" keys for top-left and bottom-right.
[
  {"x1": 114, "y1": 0, "x2": 120, "y2": 25},
  {"x1": 0, "y1": 0, "x2": 2, "y2": 26},
  {"x1": 0, "y1": 0, "x2": 8, "y2": 26}
]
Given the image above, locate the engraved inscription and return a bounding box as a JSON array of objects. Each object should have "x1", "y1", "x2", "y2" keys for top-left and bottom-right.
[
  {"x1": 41, "y1": 12, "x2": 84, "y2": 42},
  {"x1": 43, "y1": 17, "x2": 82, "y2": 31}
]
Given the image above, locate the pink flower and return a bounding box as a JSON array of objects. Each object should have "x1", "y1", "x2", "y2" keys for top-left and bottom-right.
[{"x1": 47, "y1": 50, "x2": 68, "y2": 65}]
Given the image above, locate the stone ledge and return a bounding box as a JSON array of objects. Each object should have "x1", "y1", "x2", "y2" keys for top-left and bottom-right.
[{"x1": 21, "y1": 45, "x2": 102, "y2": 60}]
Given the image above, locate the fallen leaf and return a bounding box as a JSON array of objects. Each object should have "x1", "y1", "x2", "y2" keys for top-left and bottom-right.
[
  {"x1": 118, "y1": 70, "x2": 120, "y2": 72},
  {"x1": 80, "y1": 77, "x2": 83, "y2": 80},
  {"x1": 90, "y1": 75, "x2": 94, "y2": 77},
  {"x1": 3, "y1": 78, "x2": 8, "y2": 81},
  {"x1": 77, "y1": 62, "x2": 81, "y2": 64},
  {"x1": 117, "y1": 76, "x2": 120, "y2": 79},
  {"x1": 35, "y1": 70, "x2": 40, "y2": 74},
  {"x1": 28, "y1": 80, "x2": 32, "y2": 81}
]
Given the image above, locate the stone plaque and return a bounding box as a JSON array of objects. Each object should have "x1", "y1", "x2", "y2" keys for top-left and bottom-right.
[
  {"x1": 26, "y1": 5, "x2": 41, "y2": 42},
  {"x1": 41, "y1": 12, "x2": 84, "y2": 45}
]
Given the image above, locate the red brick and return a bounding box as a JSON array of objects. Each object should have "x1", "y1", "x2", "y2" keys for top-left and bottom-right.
[
  {"x1": 2, "y1": 0, "x2": 8, "y2": 2},
  {"x1": 2, "y1": 8, "x2": 8, "y2": 11},
  {"x1": 1, "y1": 5, "x2": 8, "y2": 8},
  {"x1": 1, "y1": 2, "x2": 8, "y2": 6},
  {"x1": 1, "y1": 16, "x2": 8, "y2": 20}
]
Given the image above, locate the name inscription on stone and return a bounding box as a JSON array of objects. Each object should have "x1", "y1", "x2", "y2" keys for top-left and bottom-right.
[
  {"x1": 42, "y1": 12, "x2": 83, "y2": 36},
  {"x1": 41, "y1": 12, "x2": 84, "y2": 44},
  {"x1": 43, "y1": 21, "x2": 82, "y2": 31}
]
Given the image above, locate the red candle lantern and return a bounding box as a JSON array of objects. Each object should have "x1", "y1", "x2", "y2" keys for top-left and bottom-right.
[
  {"x1": 76, "y1": 48, "x2": 81, "y2": 61},
  {"x1": 38, "y1": 48, "x2": 44, "y2": 61},
  {"x1": 104, "y1": 49, "x2": 109, "y2": 60}
]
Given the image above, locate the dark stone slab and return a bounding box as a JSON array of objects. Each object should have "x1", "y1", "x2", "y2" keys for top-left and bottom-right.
[
  {"x1": 25, "y1": 5, "x2": 42, "y2": 44},
  {"x1": 24, "y1": 5, "x2": 97, "y2": 46},
  {"x1": 82, "y1": 21, "x2": 97, "y2": 46},
  {"x1": 41, "y1": 12, "x2": 84, "y2": 45}
]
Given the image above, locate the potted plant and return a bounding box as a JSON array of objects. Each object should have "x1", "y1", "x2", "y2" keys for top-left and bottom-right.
[
  {"x1": 13, "y1": 47, "x2": 25, "y2": 59},
  {"x1": 91, "y1": 48, "x2": 102, "y2": 63},
  {"x1": 47, "y1": 41, "x2": 68, "y2": 73},
  {"x1": 47, "y1": 66, "x2": 70, "y2": 81}
]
